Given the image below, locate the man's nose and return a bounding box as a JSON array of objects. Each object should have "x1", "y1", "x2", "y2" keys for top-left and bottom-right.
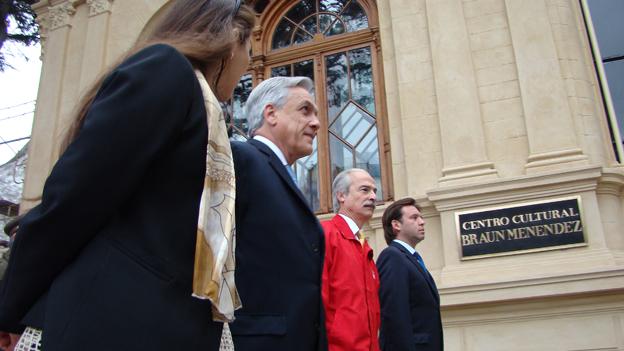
[{"x1": 310, "y1": 113, "x2": 320, "y2": 130}]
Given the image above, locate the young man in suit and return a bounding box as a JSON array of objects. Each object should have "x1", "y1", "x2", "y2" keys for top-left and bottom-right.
[
  {"x1": 377, "y1": 198, "x2": 443, "y2": 351},
  {"x1": 229, "y1": 76, "x2": 327, "y2": 351},
  {"x1": 321, "y1": 168, "x2": 381, "y2": 351}
]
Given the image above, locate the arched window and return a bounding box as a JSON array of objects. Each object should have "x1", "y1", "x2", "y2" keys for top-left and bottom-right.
[
  {"x1": 270, "y1": 0, "x2": 369, "y2": 49},
  {"x1": 227, "y1": 0, "x2": 391, "y2": 213}
]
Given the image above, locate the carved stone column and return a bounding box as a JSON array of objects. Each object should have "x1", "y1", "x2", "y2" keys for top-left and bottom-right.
[
  {"x1": 78, "y1": 0, "x2": 114, "y2": 91},
  {"x1": 427, "y1": 0, "x2": 498, "y2": 185},
  {"x1": 33, "y1": 3, "x2": 50, "y2": 60},
  {"x1": 505, "y1": 0, "x2": 588, "y2": 173},
  {"x1": 22, "y1": 1, "x2": 77, "y2": 208}
]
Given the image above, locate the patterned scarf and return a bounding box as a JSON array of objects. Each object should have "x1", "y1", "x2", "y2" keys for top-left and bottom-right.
[{"x1": 191, "y1": 70, "x2": 240, "y2": 322}]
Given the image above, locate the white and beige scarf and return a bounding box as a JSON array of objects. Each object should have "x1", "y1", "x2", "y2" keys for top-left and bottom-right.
[{"x1": 191, "y1": 70, "x2": 240, "y2": 322}]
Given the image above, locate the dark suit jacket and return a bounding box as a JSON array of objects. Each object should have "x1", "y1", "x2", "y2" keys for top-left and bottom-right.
[
  {"x1": 0, "y1": 44, "x2": 223, "y2": 350},
  {"x1": 229, "y1": 139, "x2": 327, "y2": 351},
  {"x1": 376, "y1": 242, "x2": 443, "y2": 351}
]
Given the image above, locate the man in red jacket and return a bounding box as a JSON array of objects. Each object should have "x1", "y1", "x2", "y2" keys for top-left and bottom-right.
[{"x1": 322, "y1": 168, "x2": 380, "y2": 351}]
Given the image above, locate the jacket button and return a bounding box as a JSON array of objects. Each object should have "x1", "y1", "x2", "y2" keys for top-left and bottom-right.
[{"x1": 312, "y1": 245, "x2": 319, "y2": 253}]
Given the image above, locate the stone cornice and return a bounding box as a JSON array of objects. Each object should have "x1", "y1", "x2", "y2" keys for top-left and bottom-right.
[
  {"x1": 427, "y1": 165, "x2": 603, "y2": 212},
  {"x1": 596, "y1": 168, "x2": 624, "y2": 196},
  {"x1": 440, "y1": 265, "x2": 624, "y2": 310}
]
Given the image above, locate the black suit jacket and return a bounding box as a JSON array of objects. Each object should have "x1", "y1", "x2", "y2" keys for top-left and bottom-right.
[
  {"x1": 0, "y1": 44, "x2": 223, "y2": 350},
  {"x1": 229, "y1": 139, "x2": 327, "y2": 351},
  {"x1": 376, "y1": 242, "x2": 443, "y2": 351}
]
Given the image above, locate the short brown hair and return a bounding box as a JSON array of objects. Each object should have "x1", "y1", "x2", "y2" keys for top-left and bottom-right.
[{"x1": 382, "y1": 197, "x2": 420, "y2": 245}]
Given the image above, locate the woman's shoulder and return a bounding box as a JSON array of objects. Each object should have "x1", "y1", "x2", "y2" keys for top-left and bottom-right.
[
  {"x1": 116, "y1": 43, "x2": 195, "y2": 80},
  {"x1": 105, "y1": 43, "x2": 198, "y2": 97},
  {"x1": 133, "y1": 43, "x2": 187, "y2": 62}
]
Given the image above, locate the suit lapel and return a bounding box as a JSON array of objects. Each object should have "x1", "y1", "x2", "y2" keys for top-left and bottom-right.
[
  {"x1": 390, "y1": 241, "x2": 440, "y2": 303},
  {"x1": 249, "y1": 139, "x2": 313, "y2": 213}
]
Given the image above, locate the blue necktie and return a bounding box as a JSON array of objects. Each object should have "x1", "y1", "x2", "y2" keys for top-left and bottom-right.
[
  {"x1": 413, "y1": 251, "x2": 437, "y2": 295},
  {"x1": 413, "y1": 251, "x2": 427, "y2": 271},
  {"x1": 285, "y1": 164, "x2": 297, "y2": 185}
]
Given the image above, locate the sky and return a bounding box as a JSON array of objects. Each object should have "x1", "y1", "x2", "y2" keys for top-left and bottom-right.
[{"x1": 0, "y1": 42, "x2": 42, "y2": 165}]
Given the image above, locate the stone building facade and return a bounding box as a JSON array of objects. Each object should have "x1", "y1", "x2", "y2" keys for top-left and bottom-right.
[{"x1": 23, "y1": 0, "x2": 624, "y2": 349}]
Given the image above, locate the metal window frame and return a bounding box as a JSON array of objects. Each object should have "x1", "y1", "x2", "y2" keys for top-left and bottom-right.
[{"x1": 580, "y1": 0, "x2": 624, "y2": 162}]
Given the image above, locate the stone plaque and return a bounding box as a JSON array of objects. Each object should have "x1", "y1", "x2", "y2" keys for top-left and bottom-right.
[{"x1": 456, "y1": 197, "x2": 586, "y2": 260}]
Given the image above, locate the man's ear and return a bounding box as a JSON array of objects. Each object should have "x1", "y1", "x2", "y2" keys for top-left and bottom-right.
[
  {"x1": 336, "y1": 191, "x2": 346, "y2": 205},
  {"x1": 391, "y1": 219, "x2": 401, "y2": 234},
  {"x1": 263, "y1": 104, "x2": 278, "y2": 126}
]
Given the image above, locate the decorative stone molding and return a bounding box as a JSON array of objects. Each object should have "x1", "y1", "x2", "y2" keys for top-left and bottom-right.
[
  {"x1": 34, "y1": 10, "x2": 50, "y2": 59},
  {"x1": 440, "y1": 162, "x2": 498, "y2": 184},
  {"x1": 525, "y1": 148, "x2": 588, "y2": 171},
  {"x1": 428, "y1": 165, "x2": 603, "y2": 212},
  {"x1": 440, "y1": 266, "x2": 624, "y2": 306},
  {"x1": 86, "y1": 0, "x2": 113, "y2": 17},
  {"x1": 48, "y1": 1, "x2": 77, "y2": 30},
  {"x1": 596, "y1": 171, "x2": 624, "y2": 196}
]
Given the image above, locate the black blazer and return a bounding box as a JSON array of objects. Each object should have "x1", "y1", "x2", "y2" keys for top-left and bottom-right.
[
  {"x1": 376, "y1": 242, "x2": 443, "y2": 351},
  {"x1": 0, "y1": 44, "x2": 224, "y2": 350},
  {"x1": 229, "y1": 139, "x2": 327, "y2": 351}
]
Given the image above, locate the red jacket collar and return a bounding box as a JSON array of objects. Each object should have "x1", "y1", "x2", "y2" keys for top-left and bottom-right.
[
  {"x1": 330, "y1": 215, "x2": 374, "y2": 258},
  {"x1": 331, "y1": 215, "x2": 357, "y2": 240}
]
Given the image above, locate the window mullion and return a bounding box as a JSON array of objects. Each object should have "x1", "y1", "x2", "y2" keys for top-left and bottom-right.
[{"x1": 315, "y1": 52, "x2": 332, "y2": 213}]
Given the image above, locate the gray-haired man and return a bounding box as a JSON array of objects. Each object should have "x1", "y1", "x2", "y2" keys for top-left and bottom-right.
[{"x1": 229, "y1": 77, "x2": 327, "y2": 351}]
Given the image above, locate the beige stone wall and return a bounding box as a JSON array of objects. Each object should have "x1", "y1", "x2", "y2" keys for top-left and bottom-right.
[
  {"x1": 26, "y1": 0, "x2": 624, "y2": 349},
  {"x1": 443, "y1": 294, "x2": 624, "y2": 350},
  {"x1": 375, "y1": 0, "x2": 624, "y2": 349}
]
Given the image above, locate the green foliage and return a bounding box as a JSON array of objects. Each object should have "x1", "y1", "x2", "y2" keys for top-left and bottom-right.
[{"x1": 0, "y1": 0, "x2": 40, "y2": 71}]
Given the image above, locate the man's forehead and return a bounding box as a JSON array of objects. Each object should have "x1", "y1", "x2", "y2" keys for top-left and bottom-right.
[
  {"x1": 402, "y1": 205, "x2": 420, "y2": 215},
  {"x1": 349, "y1": 180, "x2": 377, "y2": 195},
  {"x1": 351, "y1": 170, "x2": 375, "y2": 183},
  {"x1": 288, "y1": 87, "x2": 314, "y2": 100}
]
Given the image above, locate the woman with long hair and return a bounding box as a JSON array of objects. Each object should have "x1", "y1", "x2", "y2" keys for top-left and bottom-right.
[{"x1": 0, "y1": 1, "x2": 255, "y2": 350}]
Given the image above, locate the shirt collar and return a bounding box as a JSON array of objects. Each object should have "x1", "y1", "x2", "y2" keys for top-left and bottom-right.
[
  {"x1": 338, "y1": 214, "x2": 360, "y2": 238},
  {"x1": 253, "y1": 135, "x2": 289, "y2": 166},
  {"x1": 393, "y1": 239, "x2": 416, "y2": 255}
]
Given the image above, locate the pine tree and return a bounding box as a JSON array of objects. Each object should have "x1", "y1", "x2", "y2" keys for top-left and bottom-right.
[{"x1": 0, "y1": 0, "x2": 39, "y2": 71}]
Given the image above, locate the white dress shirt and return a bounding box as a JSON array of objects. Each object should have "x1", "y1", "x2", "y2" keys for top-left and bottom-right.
[
  {"x1": 253, "y1": 135, "x2": 289, "y2": 166},
  {"x1": 393, "y1": 239, "x2": 416, "y2": 255},
  {"x1": 339, "y1": 214, "x2": 360, "y2": 239}
]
